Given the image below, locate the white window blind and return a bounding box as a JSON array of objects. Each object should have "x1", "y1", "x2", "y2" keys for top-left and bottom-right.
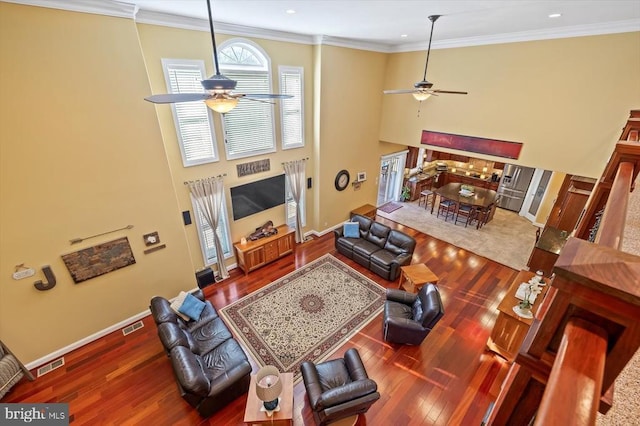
[
  {"x1": 192, "y1": 199, "x2": 232, "y2": 265},
  {"x1": 161, "y1": 59, "x2": 218, "y2": 167},
  {"x1": 279, "y1": 67, "x2": 304, "y2": 149},
  {"x1": 219, "y1": 41, "x2": 275, "y2": 160}
]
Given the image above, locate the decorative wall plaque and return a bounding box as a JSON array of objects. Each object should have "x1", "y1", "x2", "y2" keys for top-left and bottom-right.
[
  {"x1": 237, "y1": 159, "x2": 270, "y2": 177},
  {"x1": 62, "y1": 237, "x2": 136, "y2": 283},
  {"x1": 421, "y1": 130, "x2": 523, "y2": 160}
]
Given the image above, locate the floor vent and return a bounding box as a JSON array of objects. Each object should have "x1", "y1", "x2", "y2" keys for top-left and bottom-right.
[
  {"x1": 122, "y1": 320, "x2": 144, "y2": 336},
  {"x1": 37, "y1": 357, "x2": 65, "y2": 377}
]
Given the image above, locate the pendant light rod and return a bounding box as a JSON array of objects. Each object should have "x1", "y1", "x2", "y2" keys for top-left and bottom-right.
[
  {"x1": 422, "y1": 15, "x2": 441, "y2": 81},
  {"x1": 206, "y1": 0, "x2": 221, "y2": 76}
]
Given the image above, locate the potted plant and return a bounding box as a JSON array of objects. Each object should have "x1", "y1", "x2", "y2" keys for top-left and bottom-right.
[{"x1": 400, "y1": 185, "x2": 411, "y2": 202}]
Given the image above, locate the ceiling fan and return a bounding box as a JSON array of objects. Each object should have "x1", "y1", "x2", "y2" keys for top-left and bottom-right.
[
  {"x1": 144, "y1": 0, "x2": 291, "y2": 114},
  {"x1": 384, "y1": 15, "x2": 467, "y2": 101}
]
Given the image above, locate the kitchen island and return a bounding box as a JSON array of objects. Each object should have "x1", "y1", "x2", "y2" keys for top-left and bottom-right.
[{"x1": 434, "y1": 183, "x2": 498, "y2": 225}]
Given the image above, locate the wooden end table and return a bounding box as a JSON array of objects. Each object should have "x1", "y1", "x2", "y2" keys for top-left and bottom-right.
[
  {"x1": 398, "y1": 264, "x2": 439, "y2": 293},
  {"x1": 350, "y1": 204, "x2": 377, "y2": 220},
  {"x1": 244, "y1": 372, "x2": 294, "y2": 425}
]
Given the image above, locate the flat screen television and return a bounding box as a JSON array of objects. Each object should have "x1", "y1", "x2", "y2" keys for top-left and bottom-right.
[{"x1": 231, "y1": 174, "x2": 286, "y2": 220}]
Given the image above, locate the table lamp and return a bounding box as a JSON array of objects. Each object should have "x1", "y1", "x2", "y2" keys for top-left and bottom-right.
[{"x1": 255, "y1": 365, "x2": 282, "y2": 412}]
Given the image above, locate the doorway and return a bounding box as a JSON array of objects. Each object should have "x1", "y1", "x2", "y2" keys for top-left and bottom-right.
[
  {"x1": 523, "y1": 169, "x2": 552, "y2": 224},
  {"x1": 377, "y1": 151, "x2": 408, "y2": 206}
]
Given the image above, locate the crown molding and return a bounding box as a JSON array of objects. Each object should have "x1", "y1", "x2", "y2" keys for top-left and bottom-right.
[
  {"x1": 390, "y1": 19, "x2": 640, "y2": 53},
  {"x1": 2, "y1": 0, "x2": 137, "y2": 19},
  {"x1": 135, "y1": 9, "x2": 315, "y2": 46},
  {"x1": 4, "y1": 0, "x2": 639, "y2": 53}
]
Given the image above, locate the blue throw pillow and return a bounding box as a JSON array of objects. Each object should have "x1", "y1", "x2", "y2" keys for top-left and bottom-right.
[
  {"x1": 343, "y1": 222, "x2": 360, "y2": 238},
  {"x1": 178, "y1": 293, "x2": 206, "y2": 321}
]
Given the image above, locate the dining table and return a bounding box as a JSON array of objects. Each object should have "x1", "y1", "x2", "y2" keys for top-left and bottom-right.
[{"x1": 432, "y1": 183, "x2": 498, "y2": 224}]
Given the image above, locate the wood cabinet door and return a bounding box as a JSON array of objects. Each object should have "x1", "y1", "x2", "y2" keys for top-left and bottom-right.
[
  {"x1": 278, "y1": 234, "x2": 293, "y2": 255},
  {"x1": 245, "y1": 247, "x2": 266, "y2": 271},
  {"x1": 490, "y1": 313, "x2": 529, "y2": 359},
  {"x1": 406, "y1": 146, "x2": 419, "y2": 168},
  {"x1": 264, "y1": 241, "x2": 279, "y2": 262}
]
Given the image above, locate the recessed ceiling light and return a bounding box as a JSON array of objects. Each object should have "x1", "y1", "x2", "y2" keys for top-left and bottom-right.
[
  {"x1": 548, "y1": 13, "x2": 562, "y2": 18},
  {"x1": 400, "y1": 34, "x2": 408, "y2": 38},
  {"x1": 286, "y1": 9, "x2": 296, "y2": 14}
]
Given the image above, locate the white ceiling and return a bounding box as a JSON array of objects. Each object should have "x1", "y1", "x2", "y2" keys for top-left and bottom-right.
[{"x1": 124, "y1": 0, "x2": 639, "y2": 51}]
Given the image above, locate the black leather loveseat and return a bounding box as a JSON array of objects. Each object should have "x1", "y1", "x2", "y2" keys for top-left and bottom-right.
[
  {"x1": 334, "y1": 214, "x2": 416, "y2": 281},
  {"x1": 150, "y1": 290, "x2": 252, "y2": 417}
]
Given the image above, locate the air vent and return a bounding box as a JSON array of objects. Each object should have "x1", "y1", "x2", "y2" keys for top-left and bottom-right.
[
  {"x1": 122, "y1": 320, "x2": 144, "y2": 336},
  {"x1": 37, "y1": 357, "x2": 65, "y2": 377}
]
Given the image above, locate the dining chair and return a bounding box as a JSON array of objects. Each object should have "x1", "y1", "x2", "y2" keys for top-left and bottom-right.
[
  {"x1": 437, "y1": 197, "x2": 457, "y2": 221},
  {"x1": 454, "y1": 203, "x2": 477, "y2": 227}
]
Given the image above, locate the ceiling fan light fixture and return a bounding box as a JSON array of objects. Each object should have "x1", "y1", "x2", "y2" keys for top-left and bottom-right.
[
  {"x1": 413, "y1": 92, "x2": 431, "y2": 101},
  {"x1": 205, "y1": 96, "x2": 238, "y2": 113}
]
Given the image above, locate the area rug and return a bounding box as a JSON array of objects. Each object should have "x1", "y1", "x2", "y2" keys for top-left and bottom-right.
[
  {"x1": 377, "y1": 199, "x2": 538, "y2": 270},
  {"x1": 378, "y1": 201, "x2": 403, "y2": 213},
  {"x1": 219, "y1": 254, "x2": 385, "y2": 382}
]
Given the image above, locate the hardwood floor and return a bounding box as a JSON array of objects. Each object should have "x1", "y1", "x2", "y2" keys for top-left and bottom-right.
[{"x1": 4, "y1": 216, "x2": 519, "y2": 425}]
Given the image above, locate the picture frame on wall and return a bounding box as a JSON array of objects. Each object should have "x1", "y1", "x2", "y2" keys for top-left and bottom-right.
[{"x1": 357, "y1": 172, "x2": 367, "y2": 182}]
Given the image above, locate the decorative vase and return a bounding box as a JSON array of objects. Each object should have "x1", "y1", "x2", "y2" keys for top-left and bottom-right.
[{"x1": 513, "y1": 304, "x2": 533, "y2": 319}]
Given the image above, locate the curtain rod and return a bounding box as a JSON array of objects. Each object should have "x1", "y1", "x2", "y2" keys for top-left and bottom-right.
[
  {"x1": 282, "y1": 157, "x2": 309, "y2": 164},
  {"x1": 183, "y1": 173, "x2": 226, "y2": 185}
]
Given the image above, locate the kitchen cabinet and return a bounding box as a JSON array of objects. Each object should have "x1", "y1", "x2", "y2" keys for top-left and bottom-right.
[
  {"x1": 546, "y1": 175, "x2": 596, "y2": 233},
  {"x1": 406, "y1": 146, "x2": 420, "y2": 168},
  {"x1": 405, "y1": 175, "x2": 434, "y2": 201},
  {"x1": 234, "y1": 225, "x2": 295, "y2": 275},
  {"x1": 450, "y1": 154, "x2": 470, "y2": 163},
  {"x1": 493, "y1": 162, "x2": 505, "y2": 170}
]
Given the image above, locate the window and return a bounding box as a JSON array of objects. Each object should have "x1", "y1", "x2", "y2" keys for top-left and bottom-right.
[
  {"x1": 279, "y1": 66, "x2": 304, "y2": 149},
  {"x1": 218, "y1": 40, "x2": 276, "y2": 160},
  {"x1": 285, "y1": 176, "x2": 306, "y2": 228},
  {"x1": 161, "y1": 59, "x2": 218, "y2": 167},
  {"x1": 192, "y1": 197, "x2": 233, "y2": 265}
]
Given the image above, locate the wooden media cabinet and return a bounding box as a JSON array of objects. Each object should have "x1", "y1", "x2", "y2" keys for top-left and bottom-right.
[{"x1": 234, "y1": 225, "x2": 295, "y2": 275}]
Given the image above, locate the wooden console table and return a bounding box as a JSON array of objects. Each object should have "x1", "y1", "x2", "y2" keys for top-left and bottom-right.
[
  {"x1": 234, "y1": 225, "x2": 295, "y2": 275},
  {"x1": 350, "y1": 204, "x2": 376, "y2": 220},
  {"x1": 486, "y1": 270, "x2": 550, "y2": 362}
]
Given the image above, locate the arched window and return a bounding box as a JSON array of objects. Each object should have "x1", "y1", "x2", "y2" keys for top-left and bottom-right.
[{"x1": 218, "y1": 40, "x2": 275, "y2": 160}]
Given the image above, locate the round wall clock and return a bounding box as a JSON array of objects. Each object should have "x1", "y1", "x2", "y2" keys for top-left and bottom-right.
[{"x1": 335, "y1": 170, "x2": 350, "y2": 191}]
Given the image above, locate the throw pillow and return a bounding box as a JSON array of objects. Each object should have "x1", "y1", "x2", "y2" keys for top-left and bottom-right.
[
  {"x1": 343, "y1": 222, "x2": 360, "y2": 238},
  {"x1": 178, "y1": 293, "x2": 206, "y2": 321},
  {"x1": 170, "y1": 291, "x2": 191, "y2": 321}
]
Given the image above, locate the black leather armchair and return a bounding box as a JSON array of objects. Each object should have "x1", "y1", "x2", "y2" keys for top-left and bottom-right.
[
  {"x1": 383, "y1": 284, "x2": 444, "y2": 345},
  {"x1": 301, "y1": 348, "x2": 380, "y2": 425}
]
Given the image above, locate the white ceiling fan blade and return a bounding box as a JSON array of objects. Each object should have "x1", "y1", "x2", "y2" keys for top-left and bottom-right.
[
  {"x1": 145, "y1": 93, "x2": 211, "y2": 104},
  {"x1": 431, "y1": 89, "x2": 468, "y2": 95},
  {"x1": 383, "y1": 89, "x2": 418, "y2": 95}
]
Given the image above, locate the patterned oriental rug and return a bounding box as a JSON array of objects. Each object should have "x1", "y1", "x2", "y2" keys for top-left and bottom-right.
[{"x1": 219, "y1": 254, "x2": 385, "y2": 382}]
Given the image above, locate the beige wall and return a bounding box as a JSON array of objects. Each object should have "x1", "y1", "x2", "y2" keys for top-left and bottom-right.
[
  {"x1": 380, "y1": 32, "x2": 640, "y2": 178},
  {"x1": 315, "y1": 45, "x2": 395, "y2": 228},
  {"x1": 137, "y1": 24, "x2": 316, "y2": 269},
  {"x1": 0, "y1": 3, "x2": 194, "y2": 362}
]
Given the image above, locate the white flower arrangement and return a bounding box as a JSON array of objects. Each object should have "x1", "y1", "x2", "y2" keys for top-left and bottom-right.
[{"x1": 519, "y1": 280, "x2": 543, "y2": 310}]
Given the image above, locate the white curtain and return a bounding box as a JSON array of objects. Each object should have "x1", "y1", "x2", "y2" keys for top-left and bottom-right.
[
  {"x1": 185, "y1": 175, "x2": 230, "y2": 279},
  {"x1": 283, "y1": 159, "x2": 306, "y2": 243}
]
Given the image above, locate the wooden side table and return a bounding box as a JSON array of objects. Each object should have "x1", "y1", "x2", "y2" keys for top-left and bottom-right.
[
  {"x1": 398, "y1": 263, "x2": 439, "y2": 293},
  {"x1": 244, "y1": 372, "x2": 294, "y2": 425},
  {"x1": 350, "y1": 204, "x2": 376, "y2": 220},
  {"x1": 486, "y1": 270, "x2": 550, "y2": 362}
]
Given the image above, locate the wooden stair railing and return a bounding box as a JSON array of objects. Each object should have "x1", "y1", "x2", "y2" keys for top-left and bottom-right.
[{"x1": 487, "y1": 110, "x2": 640, "y2": 425}]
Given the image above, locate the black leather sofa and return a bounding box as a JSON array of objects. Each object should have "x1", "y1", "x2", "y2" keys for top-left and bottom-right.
[
  {"x1": 149, "y1": 290, "x2": 252, "y2": 417},
  {"x1": 334, "y1": 214, "x2": 416, "y2": 281}
]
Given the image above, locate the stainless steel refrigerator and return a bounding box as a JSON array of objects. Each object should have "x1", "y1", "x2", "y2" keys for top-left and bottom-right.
[{"x1": 496, "y1": 164, "x2": 535, "y2": 212}]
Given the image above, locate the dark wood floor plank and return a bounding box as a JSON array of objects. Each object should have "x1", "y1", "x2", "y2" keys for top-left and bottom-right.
[{"x1": 3, "y1": 218, "x2": 518, "y2": 424}]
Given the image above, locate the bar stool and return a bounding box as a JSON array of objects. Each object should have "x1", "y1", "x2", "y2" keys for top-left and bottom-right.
[{"x1": 418, "y1": 189, "x2": 435, "y2": 211}]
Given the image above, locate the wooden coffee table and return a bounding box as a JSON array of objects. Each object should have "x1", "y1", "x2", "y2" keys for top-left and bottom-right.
[
  {"x1": 244, "y1": 372, "x2": 294, "y2": 425},
  {"x1": 398, "y1": 263, "x2": 439, "y2": 293}
]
